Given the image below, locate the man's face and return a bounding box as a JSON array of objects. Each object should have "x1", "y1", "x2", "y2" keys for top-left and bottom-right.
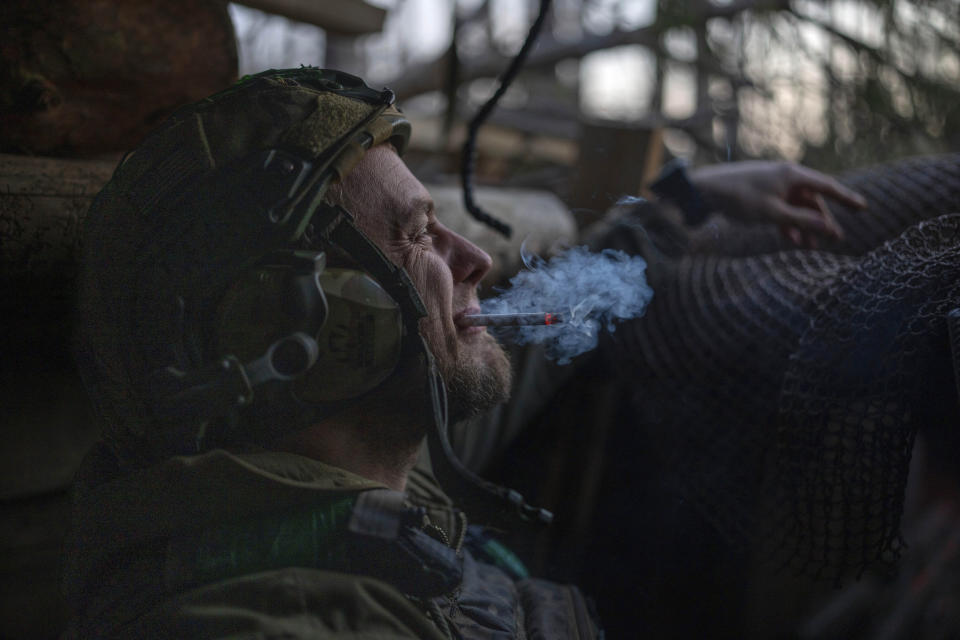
[{"x1": 336, "y1": 144, "x2": 512, "y2": 419}]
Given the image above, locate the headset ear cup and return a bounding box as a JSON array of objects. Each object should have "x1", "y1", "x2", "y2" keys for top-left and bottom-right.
[
  {"x1": 215, "y1": 260, "x2": 327, "y2": 365},
  {"x1": 287, "y1": 269, "x2": 328, "y2": 336},
  {"x1": 215, "y1": 258, "x2": 404, "y2": 406},
  {"x1": 294, "y1": 268, "x2": 404, "y2": 404}
]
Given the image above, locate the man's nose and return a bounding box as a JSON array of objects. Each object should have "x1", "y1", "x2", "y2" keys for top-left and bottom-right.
[{"x1": 435, "y1": 223, "x2": 492, "y2": 286}]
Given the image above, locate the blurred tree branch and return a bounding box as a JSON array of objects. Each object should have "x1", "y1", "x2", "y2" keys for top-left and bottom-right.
[
  {"x1": 388, "y1": 0, "x2": 787, "y2": 99},
  {"x1": 383, "y1": 0, "x2": 959, "y2": 175}
]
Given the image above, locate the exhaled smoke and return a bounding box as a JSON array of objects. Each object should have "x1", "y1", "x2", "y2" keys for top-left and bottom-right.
[
  {"x1": 616, "y1": 195, "x2": 647, "y2": 206},
  {"x1": 481, "y1": 245, "x2": 653, "y2": 364}
]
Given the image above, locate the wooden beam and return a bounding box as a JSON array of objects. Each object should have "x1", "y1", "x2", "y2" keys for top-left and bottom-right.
[{"x1": 236, "y1": 0, "x2": 386, "y2": 35}]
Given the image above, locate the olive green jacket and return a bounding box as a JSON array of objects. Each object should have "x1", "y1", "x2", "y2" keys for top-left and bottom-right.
[{"x1": 62, "y1": 447, "x2": 599, "y2": 639}]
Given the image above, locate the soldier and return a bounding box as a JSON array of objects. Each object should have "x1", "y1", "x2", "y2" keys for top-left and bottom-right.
[{"x1": 63, "y1": 67, "x2": 597, "y2": 639}]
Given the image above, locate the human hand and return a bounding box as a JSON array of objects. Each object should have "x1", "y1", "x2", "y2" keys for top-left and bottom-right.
[{"x1": 689, "y1": 161, "x2": 868, "y2": 248}]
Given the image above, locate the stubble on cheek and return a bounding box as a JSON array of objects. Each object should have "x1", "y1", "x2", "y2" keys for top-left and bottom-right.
[
  {"x1": 411, "y1": 300, "x2": 510, "y2": 413},
  {"x1": 410, "y1": 256, "x2": 511, "y2": 418},
  {"x1": 443, "y1": 331, "x2": 512, "y2": 421}
]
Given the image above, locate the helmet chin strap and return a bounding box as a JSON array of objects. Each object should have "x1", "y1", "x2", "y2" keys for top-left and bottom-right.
[{"x1": 421, "y1": 345, "x2": 553, "y2": 528}]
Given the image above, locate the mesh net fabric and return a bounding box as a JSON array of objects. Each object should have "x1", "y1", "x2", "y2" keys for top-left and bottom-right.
[
  {"x1": 771, "y1": 215, "x2": 960, "y2": 578},
  {"x1": 600, "y1": 153, "x2": 960, "y2": 581}
]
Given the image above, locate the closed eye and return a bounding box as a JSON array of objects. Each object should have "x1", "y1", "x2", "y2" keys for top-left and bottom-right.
[
  {"x1": 413, "y1": 221, "x2": 438, "y2": 246},
  {"x1": 398, "y1": 196, "x2": 438, "y2": 248}
]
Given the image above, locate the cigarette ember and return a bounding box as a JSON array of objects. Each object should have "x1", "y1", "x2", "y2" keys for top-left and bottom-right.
[{"x1": 463, "y1": 312, "x2": 564, "y2": 327}]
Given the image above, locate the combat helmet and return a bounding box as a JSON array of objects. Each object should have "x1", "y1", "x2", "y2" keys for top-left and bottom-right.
[{"x1": 78, "y1": 67, "x2": 551, "y2": 527}]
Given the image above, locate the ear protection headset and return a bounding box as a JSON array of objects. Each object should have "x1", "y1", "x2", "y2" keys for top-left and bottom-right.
[
  {"x1": 146, "y1": 69, "x2": 551, "y2": 527},
  {"x1": 215, "y1": 250, "x2": 404, "y2": 405}
]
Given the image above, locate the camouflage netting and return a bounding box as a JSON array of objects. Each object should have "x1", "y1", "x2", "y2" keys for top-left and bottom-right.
[{"x1": 599, "y1": 153, "x2": 960, "y2": 581}]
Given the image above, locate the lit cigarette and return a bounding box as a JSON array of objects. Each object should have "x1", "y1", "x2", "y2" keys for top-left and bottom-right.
[{"x1": 462, "y1": 312, "x2": 564, "y2": 327}]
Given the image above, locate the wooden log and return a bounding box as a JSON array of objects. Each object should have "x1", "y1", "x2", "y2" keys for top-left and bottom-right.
[
  {"x1": 237, "y1": 0, "x2": 386, "y2": 35},
  {"x1": 0, "y1": 153, "x2": 103, "y2": 640},
  {"x1": 0, "y1": 154, "x2": 116, "y2": 267},
  {"x1": 0, "y1": 0, "x2": 237, "y2": 156},
  {"x1": 0, "y1": 154, "x2": 117, "y2": 356},
  {"x1": 0, "y1": 153, "x2": 109, "y2": 505}
]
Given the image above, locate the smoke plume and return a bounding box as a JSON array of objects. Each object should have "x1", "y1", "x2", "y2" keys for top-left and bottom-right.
[{"x1": 481, "y1": 245, "x2": 653, "y2": 364}]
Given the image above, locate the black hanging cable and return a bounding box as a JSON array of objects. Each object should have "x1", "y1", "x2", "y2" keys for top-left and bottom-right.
[
  {"x1": 441, "y1": 12, "x2": 460, "y2": 146},
  {"x1": 460, "y1": 0, "x2": 552, "y2": 239}
]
